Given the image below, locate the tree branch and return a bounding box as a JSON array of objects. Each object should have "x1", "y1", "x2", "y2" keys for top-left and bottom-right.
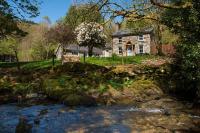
[{"x1": 150, "y1": 0, "x2": 192, "y2": 9}]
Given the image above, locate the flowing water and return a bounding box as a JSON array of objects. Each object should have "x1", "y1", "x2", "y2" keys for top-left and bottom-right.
[{"x1": 0, "y1": 104, "x2": 199, "y2": 133}]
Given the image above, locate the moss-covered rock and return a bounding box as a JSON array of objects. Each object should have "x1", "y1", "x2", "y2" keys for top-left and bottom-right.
[{"x1": 123, "y1": 79, "x2": 163, "y2": 102}]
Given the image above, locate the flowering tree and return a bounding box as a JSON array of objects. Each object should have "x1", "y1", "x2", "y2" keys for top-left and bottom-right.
[{"x1": 75, "y1": 22, "x2": 106, "y2": 56}]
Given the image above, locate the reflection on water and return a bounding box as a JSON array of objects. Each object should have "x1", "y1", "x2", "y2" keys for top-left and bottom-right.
[{"x1": 0, "y1": 104, "x2": 199, "y2": 133}]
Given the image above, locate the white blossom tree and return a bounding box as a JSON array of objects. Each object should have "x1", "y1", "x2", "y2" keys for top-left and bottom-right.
[{"x1": 75, "y1": 22, "x2": 106, "y2": 56}]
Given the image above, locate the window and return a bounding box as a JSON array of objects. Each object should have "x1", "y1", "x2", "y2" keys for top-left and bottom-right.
[
  {"x1": 138, "y1": 35, "x2": 144, "y2": 41},
  {"x1": 118, "y1": 46, "x2": 123, "y2": 54},
  {"x1": 72, "y1": 51, "x2": 78, "y2": 55},
  {"x1": 119, "y1": 37, "x2": 122, "y2": 44},
  {"x1": 139, "y1": 45, "x2": 144, "y2": 54}
]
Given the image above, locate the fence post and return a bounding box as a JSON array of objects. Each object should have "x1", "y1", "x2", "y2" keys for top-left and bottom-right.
[{"x1": 84, "y1": 52, "x2": 86, "y2": 63}]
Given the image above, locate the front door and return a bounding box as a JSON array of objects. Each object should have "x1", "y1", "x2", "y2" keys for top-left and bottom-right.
[{"x1": 126, "y1": 45, "x2": 133, "y2": 56}]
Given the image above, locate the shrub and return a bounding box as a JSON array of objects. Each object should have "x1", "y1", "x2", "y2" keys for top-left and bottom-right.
[{"x1": 170, "y1": 44, "x2": 200, "y2": 100}]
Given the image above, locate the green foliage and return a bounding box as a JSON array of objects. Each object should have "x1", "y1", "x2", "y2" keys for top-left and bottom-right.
[
  {"x1": 0, "y1": 0, "x2": 40, "y2": 38},
  {"x1": 161, "y1": 0, "x2": 200, "y2": 99},
  {"x1": 125, "y1": 19, "x2": 150, "y2": 30},
  {"x1": 162, "y1": 1, "x2": 200, "y2": 44},
  {"x1": 13, "y1": 83, "x2": 34, "y2": 96},
  {"x1": 98, "y1": 84, "x2": 108, "y2": 94},
  {"x1": 29, "y1": 22, "x2": 57, "y2": 61},
  {"x1": 0, "y1": 79, "x2": 13, "y2": 92},
  {"x1": 161, "y1": 27, "x2": 179, "y2": 44},
  {"x1": 64, "y1": 4, "x2": 103, "y2": 30},
  {"x1": 108, "y1": 80, "x2": 123, "y2": 90},
  {"x1": 170, "y1": 44, "x2": 200, "y2": 98},
  {"x1": 0, "y1": 37, "x2": 19, "y2": 55}
]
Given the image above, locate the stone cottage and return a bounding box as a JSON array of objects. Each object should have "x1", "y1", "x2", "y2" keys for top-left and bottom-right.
[{"x1": 112, "y1": 28, "x2": 153, "y2": 56}]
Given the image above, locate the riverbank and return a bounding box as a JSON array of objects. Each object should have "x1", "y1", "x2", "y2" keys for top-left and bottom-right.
[
  {"x1": 0, "y1": 57, "x2": 199, "y2": 107},
  {"x1": 0, "y1": 59, "x2": 200, "y2": 132},
  {"x1": 0, "y1": 58, "x2": 168, "y2": 105}
]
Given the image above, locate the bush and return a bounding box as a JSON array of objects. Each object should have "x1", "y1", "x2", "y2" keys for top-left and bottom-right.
[
  {"x1": 13, "y1": 83, "x2": 35, "y2": 96},
  {"x1": 170, "y1": 44, "x2": 200, "y2": 100}
]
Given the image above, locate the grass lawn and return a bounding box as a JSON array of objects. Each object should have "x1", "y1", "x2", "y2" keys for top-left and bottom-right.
[
  {"x1": 81, "y1": 55, "x2": 159, "y2": 66},
  {"x1": 0, "y1": 60, "x2": 61, "y2": 70},
  {"x1": 0, "y1": 55, "x2": 159, "y2": 70}
]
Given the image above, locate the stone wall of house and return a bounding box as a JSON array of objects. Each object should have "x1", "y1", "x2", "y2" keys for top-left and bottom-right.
[{"x1": 112, "y1": 34, "x2": 151, "y2": 56}]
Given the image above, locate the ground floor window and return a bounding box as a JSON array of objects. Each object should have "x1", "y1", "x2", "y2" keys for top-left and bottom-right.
[
  {"x1": 72, "y1": 51, "x2": 79, "y2": 55},
  {"x1": 139, "y1": 45, "x2": 144, "y2": 54},
  {"x1": 118, "y1": 46, "x2": 123, "y2": 54}
]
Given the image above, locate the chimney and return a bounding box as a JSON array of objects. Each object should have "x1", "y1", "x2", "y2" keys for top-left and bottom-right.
[{"x1": 115, "y1": 22, "x2": 121, "y2": 32}]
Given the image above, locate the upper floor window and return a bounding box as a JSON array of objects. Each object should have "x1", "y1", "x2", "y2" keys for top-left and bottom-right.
[
  {"x1": 119, "y1": 37, "x2": 122, "y2": 44},
  {"x1": 138, "y1": 35, "x2": 144, "y2": 41}
]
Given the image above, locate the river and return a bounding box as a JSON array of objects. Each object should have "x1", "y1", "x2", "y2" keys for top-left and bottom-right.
[{"x1": 0, "y1": 103, "x2": 200, "y2": 133}]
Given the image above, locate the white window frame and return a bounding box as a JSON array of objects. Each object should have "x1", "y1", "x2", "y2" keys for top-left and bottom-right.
[
  {"x1": 139, "y1": 45, "x2": 144, "y2": 54},
  {"x1": 138, "y1": 35, "x2": 144, "y2": 41},
  {"x1": 118, "y1": 46, "x2": 123, "y2": 54},
  {"x1": 118, "y1": 37, "x2": 122, "y2": 44}
]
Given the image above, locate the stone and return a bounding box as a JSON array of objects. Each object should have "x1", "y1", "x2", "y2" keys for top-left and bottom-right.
[
  {"x1": 15, "y1": 117, "x2": 32, "y2": 133},
  {"x1": 62, "y1": 55, "x2": 80, "y2": 63},
  {"x1": 34, "y1": 118, "x2": 40, "y2": 125}
]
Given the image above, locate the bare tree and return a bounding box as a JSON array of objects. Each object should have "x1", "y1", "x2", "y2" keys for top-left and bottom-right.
[{"x1": 45, "y1": 22, "x2": 75, "y2": 64}]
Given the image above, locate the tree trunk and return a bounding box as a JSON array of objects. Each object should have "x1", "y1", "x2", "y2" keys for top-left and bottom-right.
[
  {"x1": 60, "y1": 44, "x2": 65, "y2": 65},
  {"x1": 14, "y1": 50, "x2": 20, "y2": 71},
  {"x1": 156, "y1": 24, "x2": 163, "y2": 56},
  {"x1": 52, "y1": 54, "x2": 55, "y2": 67},
  {"x1": 88, "y1": 46, "x2": 93, "y2": 57},
  {"x1": 83, "y1": 52, "x2": 86, "y2": 63},
  {"x1": 46, "y1": 48, "x2": 49, "y2": 60}
]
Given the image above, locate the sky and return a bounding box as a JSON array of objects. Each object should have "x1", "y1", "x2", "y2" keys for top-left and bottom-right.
[
  {"x1": 29, "y1": 0, "x2": 133, "y2": 24},
  {"x1": 30, "y1": 0, "x2": 73, "y2": 23}
]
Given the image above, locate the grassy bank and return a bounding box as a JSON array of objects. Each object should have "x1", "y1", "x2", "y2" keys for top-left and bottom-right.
[
  {"x1": 0, "y1": 55, "x2": 169, "y2": 105},
  {"x1": 0, "y1": 60, "x2": 168, "y2": 106}
]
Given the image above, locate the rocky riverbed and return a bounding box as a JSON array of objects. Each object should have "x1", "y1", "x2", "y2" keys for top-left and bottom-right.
[{"x1": 0, "y1": 96, "x2": 199, "y2": 133}]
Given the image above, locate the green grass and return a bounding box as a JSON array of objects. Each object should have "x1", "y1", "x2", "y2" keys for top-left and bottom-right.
[
  {"x1": 0, "y1": 60, "x2": 61, "y2": 70},
  {"x1": 21, "y1": 60, "x2": 61, "y2": 70},
  {"x1": 0, "y1": 55, "x2": 158, "y2": 70},
  {"x1": 81, "y1": 55, "x2": 158, "y2": 66}
]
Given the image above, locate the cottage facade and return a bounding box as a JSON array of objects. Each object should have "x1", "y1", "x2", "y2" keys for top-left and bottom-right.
[{"x1": 112, "y1": 29, "x2": 152, "y2": 56}]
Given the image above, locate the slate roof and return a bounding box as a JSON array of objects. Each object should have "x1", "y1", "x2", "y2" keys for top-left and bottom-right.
[
  {"x1": 112, "y1": 27, "x2": 153, "y2": 37},
  {"x1": 63, "y1": 44, "x2": 111, "y2": 55}
]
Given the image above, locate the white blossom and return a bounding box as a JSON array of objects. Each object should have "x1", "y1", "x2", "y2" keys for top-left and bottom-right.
[{"x1": 75, "y1": 22, "x2": 107, "y2": 46}]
